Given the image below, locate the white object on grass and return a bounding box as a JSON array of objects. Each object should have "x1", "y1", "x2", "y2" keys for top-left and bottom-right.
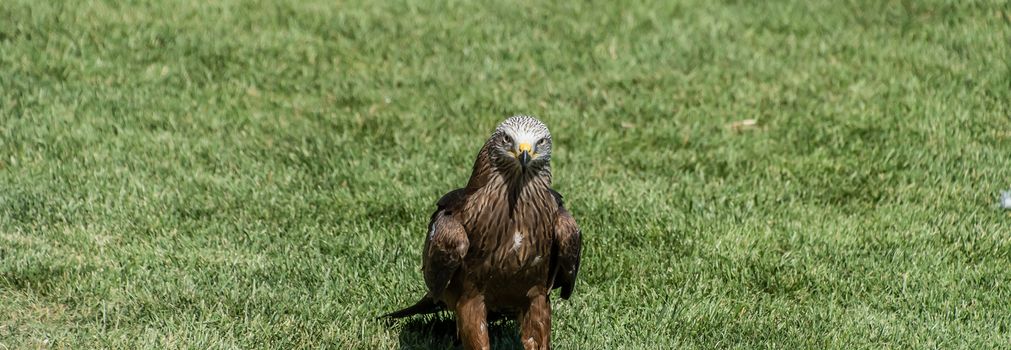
[{"x1": 1001, "y1": 191, "x2": 1011, "y2": 209}]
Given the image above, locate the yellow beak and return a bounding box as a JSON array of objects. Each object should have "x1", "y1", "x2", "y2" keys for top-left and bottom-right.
[{"x1": 517, "y1": 143, "x2": 533, "y2": 167}]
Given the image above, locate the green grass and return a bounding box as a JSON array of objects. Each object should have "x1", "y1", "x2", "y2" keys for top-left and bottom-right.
[{"x1": 2, "y1": 0, "x2": 1010, "y2": 348}]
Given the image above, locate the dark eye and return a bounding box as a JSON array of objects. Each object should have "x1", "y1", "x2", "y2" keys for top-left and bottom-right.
[
  {"x1": 537, "y1": 138, "x2": 548, "y2": 147},
  {"x1": 502, "y1": 134, "x2": 513, "y2": 145}
]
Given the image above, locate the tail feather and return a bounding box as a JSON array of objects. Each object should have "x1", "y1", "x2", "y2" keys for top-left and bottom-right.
[{"x1": 381, "y1": 296, "x2": 445, "y2": 319}]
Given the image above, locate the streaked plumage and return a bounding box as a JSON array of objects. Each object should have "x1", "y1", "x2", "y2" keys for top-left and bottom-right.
[{"x1": 383, "y1": 116, "x2": 582, "y2": 350}]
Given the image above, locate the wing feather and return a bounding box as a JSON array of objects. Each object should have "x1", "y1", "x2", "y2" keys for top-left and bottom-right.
[
  {"x1": 423, "y1": 190, "x2": 469, "y2": 299},
  {"x1": 550, "y1": 191, "x2": 582, "y2": 299}
]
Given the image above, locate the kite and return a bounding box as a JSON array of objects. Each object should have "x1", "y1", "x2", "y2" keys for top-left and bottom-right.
[{"x1": 384, "y1": 116, "x2": 582, "y2": 350}]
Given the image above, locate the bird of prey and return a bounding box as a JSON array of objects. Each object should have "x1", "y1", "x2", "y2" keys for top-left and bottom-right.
[{"x1": 383, "y1": 116, "x2": 582, "y2": 350}]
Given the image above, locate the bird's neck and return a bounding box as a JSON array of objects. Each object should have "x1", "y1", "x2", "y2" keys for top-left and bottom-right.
[{"x1": 465, "y1": 145, "x2": 551, "y2": 194}]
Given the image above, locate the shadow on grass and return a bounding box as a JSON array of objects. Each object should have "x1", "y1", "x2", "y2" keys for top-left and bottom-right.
[{"x1": 395, "y1": 313, "x2": 523, "y2": 350}]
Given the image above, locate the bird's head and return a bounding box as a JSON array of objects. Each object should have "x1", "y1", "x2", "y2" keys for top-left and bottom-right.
[{"x1": 489, "y1": 115, "x2": 552, "y2": 174}]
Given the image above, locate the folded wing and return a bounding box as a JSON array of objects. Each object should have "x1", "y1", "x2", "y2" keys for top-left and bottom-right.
[
  {"x1": 423, "y1": 190, "x2": 469, "y2": 299},
  {"x1": 550, "y1": 191, "x2": 582, "y2": 299}
]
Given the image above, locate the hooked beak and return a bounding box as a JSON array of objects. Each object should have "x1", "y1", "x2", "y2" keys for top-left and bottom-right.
[
  {"x1": 519, "y1": 151, "x2": 531, "y2": 167},
  {"x1": 517, "y1": 143, "x2": 533, "y2": 167}
]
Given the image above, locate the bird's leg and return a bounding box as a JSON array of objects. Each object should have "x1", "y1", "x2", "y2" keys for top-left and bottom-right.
[
  {"x1": 518, "y1": 293, "x2": 551, "y2": 350},
  {"x1": 455, "y1": 294, "x2": 490, "y2": 350}
]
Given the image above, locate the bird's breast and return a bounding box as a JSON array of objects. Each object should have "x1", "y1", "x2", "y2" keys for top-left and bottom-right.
[{"x1": 460, "y1": 180, "x2": 557, "y2": 291}]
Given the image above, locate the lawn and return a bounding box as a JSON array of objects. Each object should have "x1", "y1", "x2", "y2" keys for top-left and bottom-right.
[{"x1": 2, "y1": 0, "x2": 1010, "y2": 348}]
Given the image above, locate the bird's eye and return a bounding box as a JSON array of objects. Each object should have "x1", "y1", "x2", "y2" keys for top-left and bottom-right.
[
  {"x1": 537, "y1": 138, "x2": 547, "y2": 147},
  {"x1": 502, "y1": 135, "x2": 514, "y2": 145}
]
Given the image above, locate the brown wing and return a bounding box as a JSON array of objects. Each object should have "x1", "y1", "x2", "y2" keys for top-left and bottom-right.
[
  {"x1": 422, "y1": 189, "x2": 469, "y2": 299},
  {"x1": 549, "y1": 190, "x2": 582, "y2": 299}
]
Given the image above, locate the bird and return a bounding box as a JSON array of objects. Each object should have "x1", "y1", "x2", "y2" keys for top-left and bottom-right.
[{"x1": 383, "y1": 115, "x2": 582, "y2": 350}]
